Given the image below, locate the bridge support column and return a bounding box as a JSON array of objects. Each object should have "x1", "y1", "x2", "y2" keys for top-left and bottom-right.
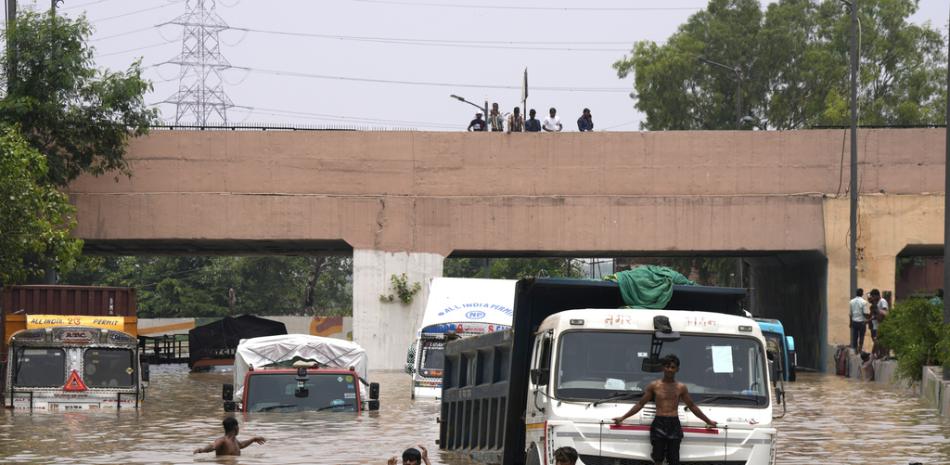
[{"x1": 352, "y1": 249, "x2": 444, "y2": 370}]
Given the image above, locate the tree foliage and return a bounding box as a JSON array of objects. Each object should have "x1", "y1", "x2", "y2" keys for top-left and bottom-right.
[
  {"x1": 59, "y1": 256, "x2": 353, "y2": 318},
  {"x1": 614, "y1": 0, "x2": 946, "y2": 130},
  {"x1": 878, "y1": 298, "x2": 950, "y2": 381},
  {"x1": 444, "y1": 257, "x2": 583, "y2": 279},
  {"x1": 0, "y1": 126, "x2": 82, "y2": 285},
  {"x1": 0, "y1": 11, "x2": 158, "y2": 186}
]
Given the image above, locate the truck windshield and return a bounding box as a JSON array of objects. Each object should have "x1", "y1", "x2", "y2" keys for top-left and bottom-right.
[
  {"x1": 84, "y1": 348, "x2": 135, "y2": 388},
  {"x1": 556, "y1": 331, "x2": 768, "y2": 407},
  {"x1": 245, "y1": 373, "x2": 359, "y2": 413},
  {"x1": 14, "y1": 348, "x2": 65, "y2": 387},
  {"x1": 420, "y1": 340, "x2": 445, "y2": 375}
]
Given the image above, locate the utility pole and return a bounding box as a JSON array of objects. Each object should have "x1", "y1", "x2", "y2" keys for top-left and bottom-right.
[
  {"x1": 848, "y1": 0, "x2": 859, "y2": 304},
  {"x1": 698, "y1": 56, "x2": 743, "y2": 129},
  {"x1": 943, "y1": 3, "x2": 950, "y2": 382},
  {"x1": 51, "y1": 0, "x2": 61, "y2": 16}
]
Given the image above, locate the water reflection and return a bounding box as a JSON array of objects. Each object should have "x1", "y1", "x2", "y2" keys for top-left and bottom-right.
[{"x1": 0, "y1": 368, "x2": 947, "y2": 464}]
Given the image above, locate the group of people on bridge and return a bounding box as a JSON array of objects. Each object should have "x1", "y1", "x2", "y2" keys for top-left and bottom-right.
[{"x1": 467, "y1": 102, "x2": 593, "y2": 132}]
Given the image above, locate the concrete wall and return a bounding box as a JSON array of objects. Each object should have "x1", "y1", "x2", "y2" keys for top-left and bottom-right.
[
  {"x1": 352, "y1": 250, "x2": 443, "y2": 369},
  {"x1": 823, "y1": 195, "x2": 945, "y2": 351},
  {"x1": 921, "y1": 366, "x2": 950, "y2": 417}
]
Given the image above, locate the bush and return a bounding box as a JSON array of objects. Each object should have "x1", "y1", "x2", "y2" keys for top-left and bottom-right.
[{"x1": 878, "y1": 298, "x2": 950, "y2": 381}]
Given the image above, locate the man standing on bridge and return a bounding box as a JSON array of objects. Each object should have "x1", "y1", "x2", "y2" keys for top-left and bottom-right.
[{"x1": 849, "y1": 288, "x2": 868, "y2": 352}]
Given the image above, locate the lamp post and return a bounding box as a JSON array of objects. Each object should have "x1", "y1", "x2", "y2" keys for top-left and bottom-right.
[
  {"x1": 698, "y1": 56, "x2": 743, "y2": 129},
  {"x1": 944, "y1": 2, "x2": 950, "y2": 382},
  {"x1": 841, "y1": 0, "x2": 859, "y2": 313},
  {"x1": 450, "y1": 94, "x2": 488, "y2": 130}
]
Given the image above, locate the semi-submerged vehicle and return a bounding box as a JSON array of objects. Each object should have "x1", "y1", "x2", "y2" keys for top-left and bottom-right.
[
  {"x1": 1, "y1": 285, "x2": 148, "y2": 411},
  {"x1": 440, "y1": 277, "x2": 781, "y2": 465},
  {"x1": 223, "y1": 334, "x2": 380, "y2": 413},
  {"x1": 408, "y1": 277, "x2": 515, "y2": 399},
  {"x1": 755, "y1": 318, "x2": 797, "y2": 382}
]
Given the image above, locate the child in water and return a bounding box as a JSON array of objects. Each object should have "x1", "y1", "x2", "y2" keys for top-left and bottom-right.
[
  {"x1": 387, "y1": 445, "x2": 431, "y2": 465},
  {"x1": 193, "y1": 417, "x2": 266, "y2": 456}
]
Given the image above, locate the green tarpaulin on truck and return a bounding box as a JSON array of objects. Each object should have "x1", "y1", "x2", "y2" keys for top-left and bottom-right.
[{"x1": 606, "y1": 265, "x2": 695, "y2": 309}]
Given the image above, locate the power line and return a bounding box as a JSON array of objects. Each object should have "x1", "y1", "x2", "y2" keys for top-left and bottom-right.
[
  {"x1": 348, "y1": 0, "x2": 702, "y2": 12},
  {"x1": 195, "y1": 64, "x2": 631, "y2": 93},
  {"x1": 222, "y1": 26, "x2": 630, "y2": 51},
  {"x1": 91, "y1": 25, "x2": 157, "y2": 42},
  {"x1": 230, "y1": 104, "x2": 460, "y2": 129},
  {"x1": 96, "y1": 41, "x2": 174, "y2": 58},
  {"x1": 88, "y1": 3, "x2": 178, "y2": 23}
]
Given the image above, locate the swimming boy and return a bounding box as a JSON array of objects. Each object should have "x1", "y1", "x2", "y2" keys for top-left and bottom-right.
[
  {"x1": 611, "y1": 354, "x2": 716, "y2": 465},
  {"x1": 387, "y1": 444, "x2": 431, "y2": 465},
  {"x1": 193, "y1": 417, "x2": 266, "y2": 456}
]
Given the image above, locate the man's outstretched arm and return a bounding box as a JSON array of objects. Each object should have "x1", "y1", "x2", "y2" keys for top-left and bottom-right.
[
  {"x1": 611, "y1": 384, "x2": 655, "y2": 424},
  {"x1": 239, "y1": 437, "x2": 266, "y2": 448},
  {"x1": 682, "y1": 388, "x2": 717, "y2": 427}
]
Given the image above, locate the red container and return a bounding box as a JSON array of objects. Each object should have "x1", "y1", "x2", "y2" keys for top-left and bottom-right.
[{"x1": 1, "y1": 285, "x2": 137, "y2": 355}]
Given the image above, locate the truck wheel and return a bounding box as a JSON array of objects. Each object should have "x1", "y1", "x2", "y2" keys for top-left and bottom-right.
[{"x1": 525, "y1": 443, "x2": 542, "y2": 465}]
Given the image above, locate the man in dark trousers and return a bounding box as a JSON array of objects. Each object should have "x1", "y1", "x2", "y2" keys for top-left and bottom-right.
[
  {"x1": 611, "y1": 355, "x2": 716, "y2": 465},
  {"x1": 849, "y1": 288, "x2": 868, "y2": 351}
]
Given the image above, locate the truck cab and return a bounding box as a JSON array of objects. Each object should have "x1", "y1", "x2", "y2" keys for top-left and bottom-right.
[
  {"x1": 755, "y1": 318, "x2": 797, "y2": 382},
  {"x1": 223, "y1": 334, "x2": 379, "y2": 413},
  {"x1": 440, "y1": 278, "x2": 780, "y2": 465}
]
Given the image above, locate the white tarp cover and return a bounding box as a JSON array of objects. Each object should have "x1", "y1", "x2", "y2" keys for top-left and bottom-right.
[
  {"x1": 419, "y1": 277, "x2": 516, "y2": 332},
  {"x1": 233, "y1": 334, "x2": 368, "y2": 399}
]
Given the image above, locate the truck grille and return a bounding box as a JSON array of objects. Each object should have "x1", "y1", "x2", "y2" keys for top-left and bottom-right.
[{"x1": 580, "y1": 458, "x2": 745, "y2": 465}]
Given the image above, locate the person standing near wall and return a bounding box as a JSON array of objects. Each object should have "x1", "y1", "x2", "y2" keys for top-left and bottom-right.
[{"x1": 849, "y1": 288, "x2": 868, "y2": 352}]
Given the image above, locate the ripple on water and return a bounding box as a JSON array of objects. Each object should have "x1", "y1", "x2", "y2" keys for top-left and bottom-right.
[{"x1": 0, "y1": 368, "x2": 948, "y2": 464}]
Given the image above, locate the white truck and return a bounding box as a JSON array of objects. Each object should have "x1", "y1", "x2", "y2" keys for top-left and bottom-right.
[
  {"x1": 439, "y1": 278, "x2": 780, "y2": 465},
  {"x1": 407, "y1": 277, "x2": 514, "y2": 399}
]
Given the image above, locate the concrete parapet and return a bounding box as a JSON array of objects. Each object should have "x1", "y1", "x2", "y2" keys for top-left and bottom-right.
[{"x1": 921, "y1": 366, "x2": 950, "y2": 417}]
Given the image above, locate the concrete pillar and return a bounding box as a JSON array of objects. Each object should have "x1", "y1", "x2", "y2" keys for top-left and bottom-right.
[{"x1": 352, "y1": 249, "x2": 444, "y2": 370}]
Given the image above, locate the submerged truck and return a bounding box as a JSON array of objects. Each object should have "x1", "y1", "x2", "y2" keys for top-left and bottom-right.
[
  {"x1": 223, "y1": 334, "x2": 380, "y2": 413},
  {"x1": 1, "y1": 285, "x2": 148, "y2": 411},
  {"x1": 755, "y1": 318, "x2": 797, "y2": 382},
  {"x1": 440, "y1": 278, "x2": 780, "y2": 465},
  {"x1": 408, "y1": 277, "x2": 515, "y2": 399}
]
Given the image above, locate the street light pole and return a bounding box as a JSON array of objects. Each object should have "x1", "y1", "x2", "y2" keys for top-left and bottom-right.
[
  {"x1": 698, "y1": 57, "x2": 743, "y2": 129},
  {"x1": 450, "y1": 94, "x2": 489, "y2": 130},
  {"x1": 944, "y1": 2, "x2": 950, "y2": 382},
  {"x1": 848, "y1": 0, "x2": 859, "y2": 308}
]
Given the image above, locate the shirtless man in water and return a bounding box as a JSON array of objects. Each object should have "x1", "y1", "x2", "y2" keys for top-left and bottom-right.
[
  {"x1": 611, "y1": 354, "x2": 716, "y2": 465},
  {"x1": 193, "y1": 417, "x2": 266, "y2": 456}
]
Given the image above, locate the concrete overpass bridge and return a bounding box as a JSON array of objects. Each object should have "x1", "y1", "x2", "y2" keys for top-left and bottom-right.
[{"x1": 66, "y1": 129, "x2": 945, "y2": 370}]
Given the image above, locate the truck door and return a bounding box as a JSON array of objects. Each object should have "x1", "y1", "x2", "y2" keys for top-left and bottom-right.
[{"x1": 527, "y1": 330, "x2": 553, "y2": 420}]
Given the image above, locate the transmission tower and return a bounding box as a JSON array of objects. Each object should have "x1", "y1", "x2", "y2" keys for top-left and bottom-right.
[{"x1": 164, "y1": 0, "x2": 233, "y2": 126}]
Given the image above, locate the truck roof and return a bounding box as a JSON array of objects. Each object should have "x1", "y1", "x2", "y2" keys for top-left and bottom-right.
[{"x1": 540, "y1": 308, "x2": 761, "y2": 338}]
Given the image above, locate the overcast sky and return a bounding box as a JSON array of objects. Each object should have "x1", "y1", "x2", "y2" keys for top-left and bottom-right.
[{"x1": 17, "y1": 0, "x2": 950, "y2": 131}]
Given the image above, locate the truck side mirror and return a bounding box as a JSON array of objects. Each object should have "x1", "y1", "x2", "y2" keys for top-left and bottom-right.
[
  {"x1": 367, "y1": 399, "x2": 380, "y2": 411},
  {"x1": 530, "y1": 368, "x2": 549, "y2": 386},
  {"x1": 222, "y1": 383, "x2": 233, "y2": 401},
  {"x1": 141, "y1": 362, "x2": 150, "y2": 383},
  {"x1": 224, "y1": 401, "x2": 237, "y2": 412},
  {"x1": 369, "y1": 382, "x2": 380, "y2": 400}
]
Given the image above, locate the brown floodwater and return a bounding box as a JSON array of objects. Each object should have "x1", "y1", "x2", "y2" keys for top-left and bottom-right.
[{"x1": 0, "y1": 368, "x2": 948, "y2": 464}]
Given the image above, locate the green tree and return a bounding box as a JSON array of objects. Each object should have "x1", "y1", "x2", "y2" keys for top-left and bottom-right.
[
  {"x1": 444, "y1": 257, "x2": 583, "y2": 279},
  {"x1": 878, "y1": 298, "x2": 950, "y2": 380},
  {"x1": 0, "y1": 126, "x2": 83, "y2": 285},
  {"x1": 614, "y1": 0, "x2": 945, "y2": 130},
  {"x1": 1, "y1": 11, "x2": 158, "y2": 186},
  {"x1": 58, "y1": 255, "x2": 354, "y2": 317}
]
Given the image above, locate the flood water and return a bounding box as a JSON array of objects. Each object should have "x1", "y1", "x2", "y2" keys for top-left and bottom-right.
[{"x1": 0, "y1": 368, "x2": 948, "y2": 464}]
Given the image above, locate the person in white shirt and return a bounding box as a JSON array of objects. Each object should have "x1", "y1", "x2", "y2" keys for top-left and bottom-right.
[
  {"x1": 542, "y1": 107, "x2": 562, "y2": 132},
  {"x1": 849, "y1": 288, "x2": 868, "y2": 352}
]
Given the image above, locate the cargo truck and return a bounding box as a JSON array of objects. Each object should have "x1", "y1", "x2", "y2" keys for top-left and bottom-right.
[
  {"x1": 440, "y1": 278, "x2": 780, "y2": 465},
  {"x1": 407, "y1": 277, "x2": 514, "y2": 399},
  {"x1": 1, "y1": 285, "x2": 148, "y2": 411}
]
